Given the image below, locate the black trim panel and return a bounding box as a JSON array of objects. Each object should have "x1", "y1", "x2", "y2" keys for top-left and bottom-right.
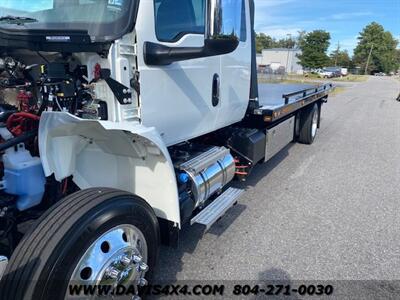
[
  {"x1": 0, "y1": 29, "x2": 110, "y2": 54},
  {"x1": 143, "y1": 38, "x2": 239, "y2": 66}
]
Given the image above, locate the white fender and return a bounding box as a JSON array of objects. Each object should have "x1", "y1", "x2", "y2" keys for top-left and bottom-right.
[{"x1": 39, "y1": 112, "x2": 181, "y2": 226}]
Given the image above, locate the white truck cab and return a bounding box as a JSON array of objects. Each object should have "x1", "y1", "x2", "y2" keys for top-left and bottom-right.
[{"x1": 138, "y1": 0, "x2": 252, "y2": 145}]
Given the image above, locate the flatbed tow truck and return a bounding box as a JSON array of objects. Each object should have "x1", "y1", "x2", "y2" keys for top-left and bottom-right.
[{"x1": 0, "y1": 0, "x2": 332, "y2": 299}]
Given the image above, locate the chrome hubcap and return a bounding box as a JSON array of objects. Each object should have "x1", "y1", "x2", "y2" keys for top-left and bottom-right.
[
  {"x1": 67, "y1": 224, "x2": 148, "y2": 299},
  {"x1": 311, "y1": 109, "x2": 318, "y2": 138}
]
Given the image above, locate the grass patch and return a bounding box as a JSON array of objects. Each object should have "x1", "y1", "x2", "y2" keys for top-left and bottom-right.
[
  {"x1": 258, "y1": 75, "x2": 320, "y2": 85},
  {"x1": 284, "y1": 74, "x2": 368, "y2": 83},
  {"x1": 281, "y1": 79, "x2": 320, "y2": 85},
  {"x1": 331, "y1": 75, "x2": 368, "y2": 82},
  {"x1": 287, "y1": 74, "x2": 320, "y2": 81}
]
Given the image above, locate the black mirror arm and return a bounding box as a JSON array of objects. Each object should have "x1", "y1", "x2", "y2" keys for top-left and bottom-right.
[
  {"x1": 144, "y1": 42, "x2": 204, "y2": 66},
  {"x1": 144, "y1": 38, "x2": 239, "y2": 66}
]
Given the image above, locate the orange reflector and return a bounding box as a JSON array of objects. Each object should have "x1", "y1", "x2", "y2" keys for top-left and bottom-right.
[{"x1": 264, "y1": 116, "x2": 272, "y2": 122}]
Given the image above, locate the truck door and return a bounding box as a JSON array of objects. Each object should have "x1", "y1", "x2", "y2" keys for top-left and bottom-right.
[
  {"x1": 217, "y1": 0, "x2": 252, "y2": 129},
  {"x1": 137, "y1": 0, "x2": 221, "y2": 146}
]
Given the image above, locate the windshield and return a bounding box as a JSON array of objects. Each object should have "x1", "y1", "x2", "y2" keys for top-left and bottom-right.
[{"x1": 0, "y1": 0, "x2": 137, "y2": 42}]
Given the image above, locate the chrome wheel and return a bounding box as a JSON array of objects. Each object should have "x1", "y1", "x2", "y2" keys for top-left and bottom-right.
[
  {"x1": 67, "y1": 224, "x2": 148, "y2": 299},
  {"x1": 311, "y1": 108, "x2": 318, "y2": 138}
]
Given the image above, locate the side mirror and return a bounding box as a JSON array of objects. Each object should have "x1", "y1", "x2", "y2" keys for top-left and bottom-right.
[{"x1": 144, "y1": 0, "x2": 240, "y2": 66}]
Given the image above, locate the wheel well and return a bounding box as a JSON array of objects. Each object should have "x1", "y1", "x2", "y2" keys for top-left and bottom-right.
[{"x1": 39, "y1": 113, "x2": 181, "y2": 226}]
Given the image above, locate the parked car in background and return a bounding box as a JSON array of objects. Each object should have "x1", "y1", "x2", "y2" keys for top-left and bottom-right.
[
  {"x1": 318, "y1": 69, "x2": 334, "y2": 78},
  {"x1": 374, "y1": 72, "x2": 387, "y2": 76},
  {"x1": 340, "y1": 68, "x2": 348, "y2": 76},
  {"x1": 324, "y1": 67, "x2": 342, "y2": 78}
]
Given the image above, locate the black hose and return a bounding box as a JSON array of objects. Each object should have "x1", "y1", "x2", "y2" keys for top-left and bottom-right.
[{"x1": 0, "y1": 130, "x2": 37, "y2": 152}]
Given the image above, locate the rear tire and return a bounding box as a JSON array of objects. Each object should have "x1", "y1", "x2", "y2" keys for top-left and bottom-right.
[
  {"x1": 0, "y1": 188, "x2": 160, "y2": 300},
  {"x1": 297, "y1": 103, "x2": 319, "y2": 145}
]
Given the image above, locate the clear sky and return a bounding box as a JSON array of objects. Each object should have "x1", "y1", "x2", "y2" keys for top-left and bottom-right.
[{"x1": 254, "y1": 0, "x2": 400, "y2": 55}]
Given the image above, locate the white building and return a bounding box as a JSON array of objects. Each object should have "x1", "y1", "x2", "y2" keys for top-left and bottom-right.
[{"x1": 257, "y1": 48, "x2": 303, "y2": 74}]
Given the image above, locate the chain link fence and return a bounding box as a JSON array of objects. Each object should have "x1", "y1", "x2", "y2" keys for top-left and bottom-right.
[{"x1": 257, "y1": 66, "x2": 288, "y2": 82}]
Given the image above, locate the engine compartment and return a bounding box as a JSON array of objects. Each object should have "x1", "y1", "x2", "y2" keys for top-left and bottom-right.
[
  {"x1": 0, "y1": 50, "x2": 116, "y2": 254},
  {"x1": 0, "y1": 52, "x2": 109, "y2": 121}
]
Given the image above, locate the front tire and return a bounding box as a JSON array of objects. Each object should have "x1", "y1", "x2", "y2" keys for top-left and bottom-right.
[{"x1": 0, "y1": 188, "x2": 160, "y2": 300}]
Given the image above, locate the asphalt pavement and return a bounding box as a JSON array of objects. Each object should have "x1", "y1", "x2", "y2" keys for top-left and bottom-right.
[{"x1": 155, "y1": 76, "x2": 400, "y2": 288}]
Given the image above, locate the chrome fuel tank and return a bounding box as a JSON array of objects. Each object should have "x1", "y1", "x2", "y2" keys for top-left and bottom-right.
[{"x1": 177, "y1": 147, "x2": 235, "y2": 207}]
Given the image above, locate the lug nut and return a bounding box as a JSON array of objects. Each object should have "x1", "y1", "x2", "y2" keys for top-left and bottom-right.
[
  {"x1": 138, "y1": 278, "x2": 148, "y2": 287},
  {"x1": 132, "y1": 255, "x2": 142, "y2": 264},
  {"x1": 139, "y1": 262, "x2": 148, "y2": 272},
  {"x1": 105, "y1": 267, "x2": 120, "y2": 280},
  {"x1": 120, "y1": 255, "x2": 132, "y2": 267}
]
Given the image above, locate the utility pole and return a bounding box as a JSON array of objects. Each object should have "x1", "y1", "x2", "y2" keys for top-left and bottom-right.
[
  {"x1": 335, "y1": 42, "x2": 340, "y2": 66},
  {"x1": 365, "y1": 44, "x2": 373, "y2": 75},
  {"x1": 286, "y1": 33, "x2": 292, "y2": 75}
]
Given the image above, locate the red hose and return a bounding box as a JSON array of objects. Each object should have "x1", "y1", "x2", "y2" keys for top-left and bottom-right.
[
  {"x1": 7, "y1": 112, "x2": 40, "y2": 136},
  {"x1": 235, "y1": 171, "x2": 248, "y2": 175}
]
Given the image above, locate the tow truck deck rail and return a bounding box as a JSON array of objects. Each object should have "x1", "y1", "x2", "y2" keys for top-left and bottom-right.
[{"x1": 250, "y1": 83, "x2": 334, "y2": 124}]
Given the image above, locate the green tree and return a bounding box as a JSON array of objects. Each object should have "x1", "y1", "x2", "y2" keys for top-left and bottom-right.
[
  {"x1": 255, "y1": 33, "x2": 274, "y2": 53},
  {"x1": 275, "y1": 37, "x2": 296, "y2": 49},
  {"x1": 330, "y1": 49, "x2": 352, "y2": 68},
  {"x1": 396, "y1": 49, "x2": 400, "y2": 70},
  {"x1": 297, "y1": 30, "x2": 331, "y2": 69},
  {"x1": 353, "y1": 22, "x2": 399, "y2": 74},
  {"x1": 255, "y1": 32, "x2": 302, "y2": 52}
]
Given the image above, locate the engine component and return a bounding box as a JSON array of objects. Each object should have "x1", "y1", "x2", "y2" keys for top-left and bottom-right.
[
  {"x1": 0, "y1": 55, "x2": 118, "y2": 121},
  {"x1": 0, "y1": 88, "x2": 19, "y2": 107},
  {"x1": 88, "y1": 80, "x2": 115, "y2": 120},
  {"x1": 80, "y1": 99, "x2": 108, "y2": 120},
  {"x1": 2, "y1": 143, "x2": 45, "y2": 211},
  {"x1": 0, "y1": 57, "x2": 26, "y2": 89},
  {"x1": 0, "y1": 104, "x2": 17, "y2": 123},
  {"x1": 29, "y1": 63, "x2": 69, "y2": 83},
  {"x1": 177, "y1": 147, "x2": 235, "y2": 207},
  {"x1": 29, "y1": 62, "x2": 88, "y2": 114},
  {"x1": 0, "y1": 57, "x2": 24, "y2": 75},
  {"x1": 16, "y1": 90, "x2": 33, "y2": 112},
  {"x1": 6, "y1": 112, "x2": 40, "y2": 136},
  {"x1": 0, "y1": 130, "x2": 37, "y2": 152}
]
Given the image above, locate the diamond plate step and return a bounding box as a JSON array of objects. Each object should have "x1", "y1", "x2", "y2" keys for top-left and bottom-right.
[{"x1": 191, "y1": 187, "x2": 244, "y2": 230}]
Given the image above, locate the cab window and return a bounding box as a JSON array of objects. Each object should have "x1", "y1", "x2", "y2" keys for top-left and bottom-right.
[{"x1": 154, "y1": 0, "x2": 206, "y2": 42}]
